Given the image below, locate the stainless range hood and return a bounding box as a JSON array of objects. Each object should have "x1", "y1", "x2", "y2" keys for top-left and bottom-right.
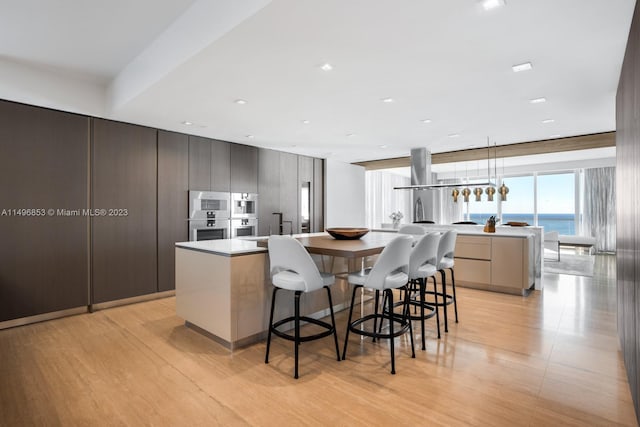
[{"x1": 409, "y1": 148, "x2": 433, "y2": 222}]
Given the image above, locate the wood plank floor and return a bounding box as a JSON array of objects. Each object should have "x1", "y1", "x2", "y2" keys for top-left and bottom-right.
[{"x1": 0, "y1": 254, "x2": 636, "y2": 426}]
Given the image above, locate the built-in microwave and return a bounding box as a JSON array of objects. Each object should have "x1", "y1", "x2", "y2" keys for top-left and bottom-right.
[
  {"x1": 231, "y1": 218, "x2": 258, "y2": 238},
  {"x1": 189, "y1": 191, "x2": 230, "y2": 220},
  {"x1": 231, "y1": 193, "x2": 258, "y2": 219}
]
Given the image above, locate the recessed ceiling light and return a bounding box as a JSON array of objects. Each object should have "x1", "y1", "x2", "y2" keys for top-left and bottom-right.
[
  {"x1": 346, "y1": 133, "x2": 356, "y2": 137},
  {"x1": 379, "y1": 145, "x2": 388, "y2": 149},
  {"x1": 482, "y1": 0, "x2": 506, "y2": 11},
  {"x1": 182, "y1": 121, "x2": 193, "y2": 125},
  {"x1": 448, "y1": 133, "x2": 461, "y2": 138},
  {"x1": 550, "y1": 134, "x2": 561, "y2": 138},
  {"x1": 381, "y1": 97, "x2": 394, "y2": 103},
  {"x1": 245, "y1": 134, "x2": 254, "y2": 138},
  {"x1": 542, "y1": 119, "x2": 555, "y2": 124},
  {"x1": 512, "y1": 62, "x2": 532, "y2": 72},
  {"x1": 320, "y1": 63, "x2": 333, "y2": 71},
  {"x1": 421, "y1": 119, "x2": 432, "y2": 123},
  {"x1": 302, "y1": 120, "x2": 310, "y2": 124},
  {"x1": 529, "y1": 97, "x2": 547, "y2": 104},
  {"x1": 235, "y1": 99, "x2": 247, "y2": 105}
]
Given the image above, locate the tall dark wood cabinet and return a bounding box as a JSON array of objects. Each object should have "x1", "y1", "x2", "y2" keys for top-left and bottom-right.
[
  {"x1": 91, "y1": 119, "x2": 158, "y2": 304},
  {"x1": 279, "y1": 152, "x2": 299, "y2": 234},
  {"x1": 258, "y1": 148, "x2": 281, "y2": 236},
  {"x1": 313, "y1": 158, "x2": 325, "y2": 232},
  {"x1": 0, "y1": 100, "x2": 89, "y2": 322},
  {"x1": 188, "y1": 136, "x2": 212, "y2": 191},
  {"x1": 211, "y1": 139, "x2": 230, "y2": 192},
  {"x1": 230, "y1": 144, "x2": 258, "y2": 193},
  {"x1": 158, "y1": 130, "x2": 188, "y2": 292}
]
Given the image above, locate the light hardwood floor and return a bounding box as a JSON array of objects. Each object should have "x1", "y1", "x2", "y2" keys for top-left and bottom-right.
[{"x1": 0, "y1": 254, "x2": 636, "y2": 426}]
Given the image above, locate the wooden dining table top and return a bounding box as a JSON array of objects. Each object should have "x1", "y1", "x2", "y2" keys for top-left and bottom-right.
[{"x1": 256, "y1": 231, "x2": 401, "y2": 258}]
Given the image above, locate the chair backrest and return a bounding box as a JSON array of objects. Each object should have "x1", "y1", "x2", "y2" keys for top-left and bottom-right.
[
  {"x1": 437, "y1": 230, "x2": 458, "y2": 269},
  {"x1": 409, "y1": 233, "x2": 440, "y2": 278},
  {"x1": 363, "y1": 235, "x2": 413, "y2": 290},
  {"x1": 268, "y1": 235, "x2": 324, "y2": 292},
  {"x1": 398, "y1": 224, "x2": 426, "y2": 236}
]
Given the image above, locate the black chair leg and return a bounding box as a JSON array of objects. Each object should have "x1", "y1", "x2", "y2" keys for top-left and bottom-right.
[
  {"x1": 324, "y1": 286, "x2": 341, "y2": 361},
  {"x1": 440, "y1": 269, "x2": 448, "y2": 333},
  {"x1": 404, "y1": 284, "x2": 415, "y2": 359},
  {"x1": 294, "y1": 291, "x2": 301, "y2": 379},
  {"x1": 265, "y1": 287, "x2": 279, "y2": 364},
  {"x1": 432, "y1": 276, "x2": 441, "y2": 339},
  {"x1": 387, "y1": 289, "x2": 396, "y2": 375},
  {"x1": 342, "y1": 285, "x2": 361, "y2": 360},
  {"x1": 419, "y1": 278, "x2": 426, "y2": 350},
  {"x1": 372, "y1": 289, "x2": 380, "y2": 342},
  {"x1": 450, "y1": 268, "x2": 458, "y2": 323}
]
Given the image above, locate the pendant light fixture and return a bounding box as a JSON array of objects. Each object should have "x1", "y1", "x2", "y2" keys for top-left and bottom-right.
[
  {"x1": 452, "y1": 188, "x2": 460, "y2": 203},
  {"x1": 499, "y1": 156, "x2": 509, "y2": 201},
  {"x1": 473, "y1": 187, "x2": 483, "y2": 201},
  {"x1": 461, "y1": 187, "x2": 471, "y2": 203}
]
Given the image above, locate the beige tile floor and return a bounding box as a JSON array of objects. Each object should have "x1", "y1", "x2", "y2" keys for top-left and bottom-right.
[{"x1": 0, "y1": 254, "x2": 636, "y2": 426}]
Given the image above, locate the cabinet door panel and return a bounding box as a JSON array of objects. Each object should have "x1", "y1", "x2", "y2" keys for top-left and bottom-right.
[
  {"x1": 230, "y1": 144, "x2": 257, "y2": 193},
  {"x1": 158, "y1": 130, "x2": 189, "y2": 292},
  {"x1": 258, "y1": 148, "x2": 280, "y2": 235},
  {"x1": 92, "y1": 119, "x2": 157, "y2": 303},
  {"x1": 279, "y1": 152, "x2": 298, "y2": 234},
  {"x1": 211, "y1": 139, "x2": 230, "y2": 192},
  {"x1": 0, "y1": 101, "x2": 89, "y2": 321},
  {"x1": 490, "y1": 237, "x2": 524, "y2": 289},
  {"x1": 188, "y1": 136, "x2": 211, "y2": 191}
]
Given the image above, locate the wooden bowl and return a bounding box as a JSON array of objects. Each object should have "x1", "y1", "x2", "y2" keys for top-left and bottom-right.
[
  {"x1": 326, "y1": 227, "x2": 370, "y2": 240},
  {"x1": 506, "y1": 221, "x2": 529, "y2": 227}
]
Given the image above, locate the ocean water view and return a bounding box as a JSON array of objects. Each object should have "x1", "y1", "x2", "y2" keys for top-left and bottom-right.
[{"x1": 470, "y1": 213, "x2": 576, "y2": 235}]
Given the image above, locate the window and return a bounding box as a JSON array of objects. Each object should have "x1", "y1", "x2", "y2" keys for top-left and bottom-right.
[
  {"x1": 500, "y1": 175, "x2": 535, "y2": 225},
  {"x1": 537, "y1": 172, "x2": 576, "y2": 234}
]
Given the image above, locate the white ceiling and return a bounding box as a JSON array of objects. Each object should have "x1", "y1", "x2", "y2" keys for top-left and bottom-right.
[{"x1": 0, "y1": 0, "x2": 635, "y2": 163}]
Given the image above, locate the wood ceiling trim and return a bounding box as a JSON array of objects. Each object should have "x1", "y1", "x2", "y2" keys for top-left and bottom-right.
[{"x1": 353, "y1": 131, "x2": 616, "y2": 170}]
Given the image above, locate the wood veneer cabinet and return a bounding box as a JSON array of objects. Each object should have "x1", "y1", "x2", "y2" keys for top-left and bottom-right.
[
  {"x1": 91, "y1": 119, "x2": 158, "y2": 304},
  {"x1": 158, "y1": 130, "x2": 189, "y2": 292},
  {"x1": 455, "y1": 234, "x2": 533, "y2": 295},
  {"x1": 0, "y1": 100, "x2": 89, "y2": 322},
  {"x1": 188, "y1": 136, "x2": 231, "y2": 192},
  {"x1": 257, "y1": 148, "x2": 280, "y2": 236},
  {"x1": 279, "y1": 152, "x2": 299, "y2": 234},
  {"x1": 230, "y1": 143, "x2": 257, "y2": 193}
]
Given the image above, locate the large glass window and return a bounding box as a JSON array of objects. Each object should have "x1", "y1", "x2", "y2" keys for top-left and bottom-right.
[
  {"x1": 500, "y1": 176, "x2": 534, "y2": 225},
  {"x1": 537, "y1": 172, "x2": 576, "y2": 234}
]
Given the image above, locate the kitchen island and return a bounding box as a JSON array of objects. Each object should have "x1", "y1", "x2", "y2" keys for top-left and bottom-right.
[
  {"x1": 176, "y1": 228, "x2": 538, "y2": 349},
  {"x1": 175, "y1": 234, "x2": 355, "y2": 349},
  {"x1": 375, "y1": 224, "x2": 543, "y2": 291}
]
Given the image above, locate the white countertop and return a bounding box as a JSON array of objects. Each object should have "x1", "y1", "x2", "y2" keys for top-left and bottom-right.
[
  {"x1": 175, "y1": 232, "x2": 329, "y2": 256},
  {"x1": 175, "y1": 239, "x2": 267, "y2": 257},
  {"x1": 373, "y1": 224, "x2": 539, "y2": 238}
]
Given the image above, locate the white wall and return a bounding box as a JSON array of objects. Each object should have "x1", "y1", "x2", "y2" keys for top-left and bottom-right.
[{"x1": 325, "y1": 160, "x2": 365, "y2": 227}]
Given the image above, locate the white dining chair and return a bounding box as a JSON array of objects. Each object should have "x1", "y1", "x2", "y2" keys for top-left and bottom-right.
[
  {"x1": 265, "y1": 235, "x2": 341, "y2": 379},
  {"x1": 341, "y1": 234, "x2": 415, "y2": 374},
  {"x1": 431, "y1": 230, "x2": 458, "y2": 333},
  {"x1": 398, "y1": 224, "x2": 427, "y2": 237},
  {"x1": 408, "y1": 232, "x2": 442, "y2": 348}
]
